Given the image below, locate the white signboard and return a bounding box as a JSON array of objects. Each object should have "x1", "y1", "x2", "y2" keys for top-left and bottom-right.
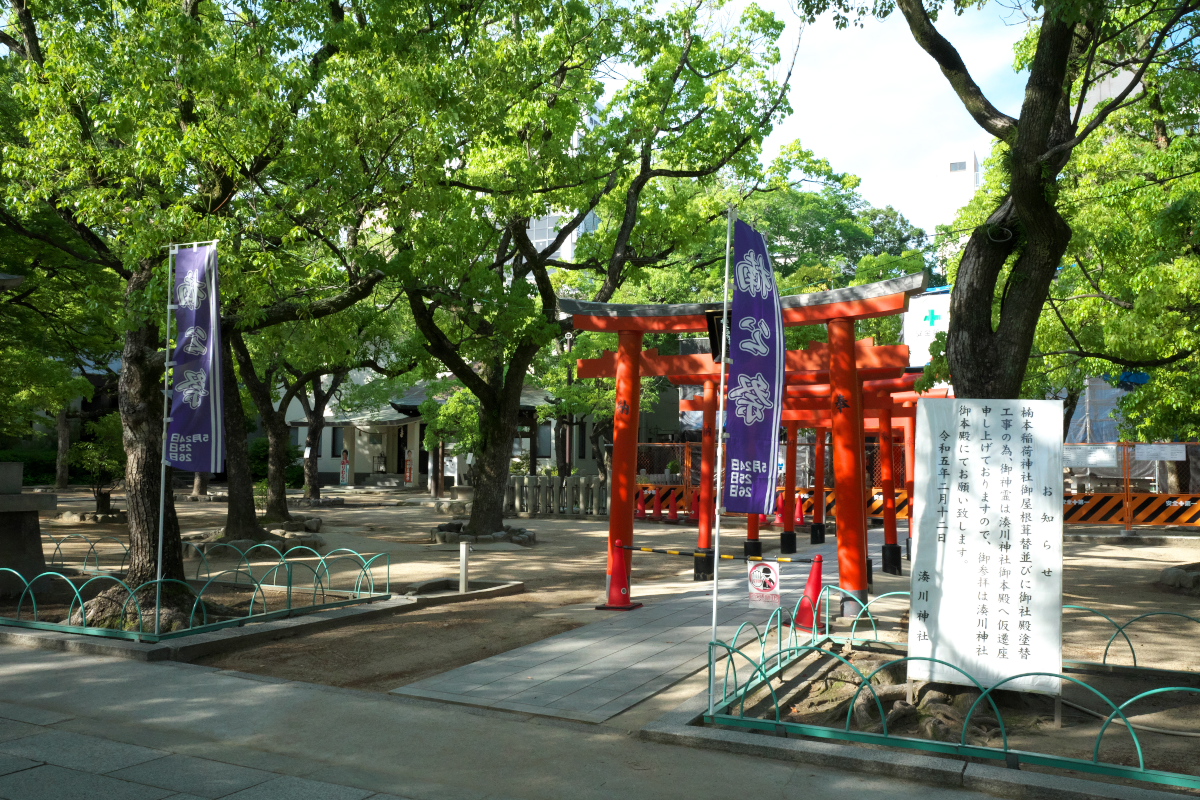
[
  {"x1": 1063, "y1": 445, "x2": 1118, "y2": 468},
  {"x1": 1135, "y1": 443, "x2": 1188, "y2": 462},
  {"x1": 909, "y1": 399, "x2": 1063, "y2": 695},
  {"x1": 443, "y1": 454, "x2": 458, "y2": 478},
  {"x1": 903, "y1": 293, "x2": 952, "y2": 367},
  {"x1": 747, "y1": 561, "x2": 781, "y2": 610}
]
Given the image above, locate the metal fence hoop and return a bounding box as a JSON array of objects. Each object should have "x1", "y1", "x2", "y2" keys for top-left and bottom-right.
[
  {"x1": 1104, "y1": 612, "x2": 1200, "y2": 666},
  {"x1": 961, "y1": 672, "x2": 1144, "y2": 769},
  {"x1": 1063, "y1": 604, "x2": 1137, "y2": 666}
]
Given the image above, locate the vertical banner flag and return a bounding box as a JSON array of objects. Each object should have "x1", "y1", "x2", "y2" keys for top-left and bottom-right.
[
  {"x1": 724, "y1": 220, "x2": 784, "y2": 514},
  {"x1": 166, "y1": 244, "x2": 225, "y2": 472}
]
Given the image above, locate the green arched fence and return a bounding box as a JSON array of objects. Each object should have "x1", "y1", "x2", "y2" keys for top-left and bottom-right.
[
  {"x1": 0, "y1": 534, "x2": 391, "y2": 643},
  {"x1": 706, "y1": 586, "x2": 1200, "y2": 791}
]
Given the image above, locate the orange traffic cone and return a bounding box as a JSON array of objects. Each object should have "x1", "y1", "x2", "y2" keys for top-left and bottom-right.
[
  {"x1": 651, "y1": 487, "x2": 664, "y2": 521},
  {"x1": 793, "y1": 554, "x2": 827, "y2": 633},
  {"x1": 773, "y1": 490, "x2": 785, "y2": 526},
  {"x1": 687, "y1": 490, "x2": 700, "y2": 522},
  {"x1": 666, "y1": 488, "x2": 680, "y2": 523},
  {"x1": 635, "y1": 489, "x2": 648, "y2": 520},
  {"x1": 796, "y1": 492, "x2": 806, "y2": 525}
]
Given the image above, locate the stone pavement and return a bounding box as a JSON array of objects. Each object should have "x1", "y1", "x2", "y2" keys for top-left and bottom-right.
[
  {"x1": 392, "y1": 527, "x2": 892, "y2": 723},
  {"x1": 0, "y1": 644, "x2": 993, "y2": 800},
  {"x1": 392, "y1": 578, "x2": 796, "y2": 723}
]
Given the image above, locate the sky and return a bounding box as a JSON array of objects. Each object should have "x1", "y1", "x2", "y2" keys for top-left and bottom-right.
[{"x1": 744, "y1": 1, "x2": 1032, "y2": 235}]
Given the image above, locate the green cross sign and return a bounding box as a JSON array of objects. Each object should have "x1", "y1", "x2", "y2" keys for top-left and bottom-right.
[{"x1": 924, "y1": 309, "x2": 942, "y2": 327}]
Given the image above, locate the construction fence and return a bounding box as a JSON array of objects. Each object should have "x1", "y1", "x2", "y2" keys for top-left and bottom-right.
[{"x1": 626, "y1": 441, "x2": 1200, "y2": 529}]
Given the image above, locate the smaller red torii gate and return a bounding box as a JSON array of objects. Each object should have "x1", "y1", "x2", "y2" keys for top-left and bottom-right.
[{"x1": 561, "y1": 273, "x2": 929, "y2": 616}]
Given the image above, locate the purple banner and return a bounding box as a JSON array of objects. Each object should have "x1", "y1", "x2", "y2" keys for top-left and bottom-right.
[
  {"x1": 166, "y1": 244, "x2": 225, "y2": 473},
  {"x1": 724, "y1": 220, "x2": 783, "y2": 514}
]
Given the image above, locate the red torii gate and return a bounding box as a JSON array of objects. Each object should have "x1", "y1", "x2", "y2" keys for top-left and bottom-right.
[
  {"x1": 560, "y1": 273, "x2": 928, "y2": 615},
  {"x1": 675, "y1": 370, "x2": 937, "y2": 575}
]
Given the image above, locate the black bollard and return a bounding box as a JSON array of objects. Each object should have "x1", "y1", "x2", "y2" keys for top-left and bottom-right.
[
  {"x1": 780, "y1": 530, "x2": 797, "y2": 554},
  {"x1": 810, "y1": 522, "x2": 826, "y2": 544},
  {"x1": 881, "y1": 543, "x2": 903, "y2": 576},
  {"x1": 744, "y1": 538, "x2": 763, "y2": 558},
  {"x1": 694, "y1": 548, "x2": 714, "y2": 581}
]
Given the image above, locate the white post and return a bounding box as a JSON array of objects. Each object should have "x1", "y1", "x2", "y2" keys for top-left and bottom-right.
[
  {"x1": 155, "y1": 246, "x2": 177, "y2": 637},
  {"x1": 708, "y1": 206, "x2": 735, "y2": 717},
  {"x1": 459, "y1": 541, "x2": 470, "y2": 593}
]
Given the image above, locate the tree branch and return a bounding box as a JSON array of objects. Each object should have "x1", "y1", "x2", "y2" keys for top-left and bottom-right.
[
  {"x1": 894, "y1": 0, "x2": 1018, "y2": 144},
  {"x1": 228, "y1": 269, "x2": 387, "y2": 333}
]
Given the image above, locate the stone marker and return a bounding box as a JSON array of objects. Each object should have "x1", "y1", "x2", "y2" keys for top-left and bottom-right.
[{"x1": 0, "y1": 463, "x2": 57, "y2": 596}]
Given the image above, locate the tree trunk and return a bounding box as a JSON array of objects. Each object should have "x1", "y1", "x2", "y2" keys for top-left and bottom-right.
[
  {"x1": 944, "y1": 18, "x2": 1076, "y2": 400},
  {"x1": 1062, "y1": 386, "x2": 1082, "y2": 442},
  {"x1": 947, "y1": 196, "x2": 1071, "y2": 399},
  {"x1": 55, "y1": 406, "x2": 70, "y2": 490},
  {"x1": 117, "y1": 306, "x2": 183, "y2": 590},
  {"x1": 297, "y1": 372, "x2": 344, "y2": 500},
  {"x1": 76, "y1": 287, "x2": 186, "y2": 628},
  {"x1": 466, "y1": 406, "x2": 520, "y2": 535},
  {"x1": 555, "y1": 415, "x2": 569, "y2": 476},
  {"x1": 433, "y1": 440, "x2": 444, "y2": 498},
  {"x1": 261, "y1": 414, "x2": 295, "y2": 521},
  {"x1": 192, "y1": 471, "x2": 209, "y2": 496},
  {"x1": 1166, "y1": 460, "x2": 1190, "y2": 494},
  {"x1": 303, "y1": 419, "x2": 324, "y2": 499},
  {"x1": 221, "y1": 336, "x2": 265, "y2": 539},
  {"x1": 229, "y1": 333, "x2": 292, "y2": 523},
  {"x1": 590, "y1": 417, "x2": 613, "y2": 483},
  {"x1": 95, "y1": 490, "x2": 112, "y2": 514}
]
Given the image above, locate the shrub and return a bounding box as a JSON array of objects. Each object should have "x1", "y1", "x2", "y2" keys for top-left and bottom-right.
[
  {"x1": 0, "y1": 448, "x2": 57, "y2": 485},
  {"x1": 247, "y1": 437, "x2": 304, "y2": 487}
]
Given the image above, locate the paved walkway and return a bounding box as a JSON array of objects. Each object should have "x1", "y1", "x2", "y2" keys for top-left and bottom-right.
[
  {"x1": 392, "y1": 579, "x2": 791, "y2": 723},
  {"x1": 0, "y1": 644, "x2": 992, "y2": 800},
  {"x1": 392, "y1": 527, "x2": 892, "y2": 723}
]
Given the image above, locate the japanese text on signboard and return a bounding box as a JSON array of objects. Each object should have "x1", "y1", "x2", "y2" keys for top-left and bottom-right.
[{"x1": 909, "y1": 399, "x2": 1063, "y2": 695}]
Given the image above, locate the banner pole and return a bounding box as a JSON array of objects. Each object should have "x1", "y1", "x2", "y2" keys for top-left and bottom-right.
[
  {"x1": 709, "y1": 205, "x2": 736, "y2": 717},
  {"x1": 155, "y1": 248, "x2": 176, "y2": 636}
]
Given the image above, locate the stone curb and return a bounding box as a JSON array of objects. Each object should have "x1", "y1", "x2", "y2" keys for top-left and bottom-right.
[
  {"x1": 1064, "y1": 534, "x2": 1200, "y2": 546},
  {"x1": 400, "y1": 579, "x2": 525, "y2": 608},
  {"x1": 640, "y1": 690, "x2": 1183, "y2": 800},
  {"x1": 0, "y1": 581, "x2": 523, "y2": 663}
]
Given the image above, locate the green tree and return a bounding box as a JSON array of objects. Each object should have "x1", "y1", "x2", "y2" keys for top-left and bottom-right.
[
  {"x1": 68, "y1": 413, "x2": 125, "y2": 514},
  {"x1": 396, "y1": 0, "x2": 798, "y2": 535},
  {"x1": 937, "y1": 50, "x2": 1200, "y2": 436},
  {"x1": 798, "y1": 0, "x2": 1200, "y2": 399},
  {"x1": 0, "y1": 0, "x2": 437, "y2": 622}
]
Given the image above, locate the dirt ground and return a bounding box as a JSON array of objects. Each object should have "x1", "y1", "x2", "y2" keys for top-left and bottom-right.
[{"x1": 30, "y1": 488, "x2": 1200, "y2": 693}]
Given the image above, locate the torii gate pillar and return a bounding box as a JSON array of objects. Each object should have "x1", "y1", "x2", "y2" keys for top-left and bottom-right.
[
  {"x1": 880, "y1": 407, "x2": 902, "y2": 575},
  {"x1": 601, "y1": 330, "x2": 643, "y2": 609},
  {"x1": 695, "y1": 379, "x2": 717, "y2": 580},
  {"x1": 828, "y1": 318, "x2": 869, "y2": 616}
]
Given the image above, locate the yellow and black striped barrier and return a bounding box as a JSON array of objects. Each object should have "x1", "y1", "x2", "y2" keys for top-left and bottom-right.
[
  {"x1": 618, "y1": 545, "x2": 810, "y2": 564},
  {"x1": 1063, "y1": 493, "x2": 1200, "y2": 526}
]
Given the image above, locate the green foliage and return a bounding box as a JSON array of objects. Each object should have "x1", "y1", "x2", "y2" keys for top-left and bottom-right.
[
  {"x1": 420, "y1": 390, "x2": 483, "y2": 456},
  {"x1": 0, "y1": 449, "x2": 58, "y2": 485},
  {"x1": 68, "y1": 414, "x2": 125, "y2": 494},
  {"x1": 247, "y1": 438, "x2": 304, "y2": 487}
]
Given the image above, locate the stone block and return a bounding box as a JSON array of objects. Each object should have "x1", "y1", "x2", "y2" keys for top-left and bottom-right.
[
  {"x1": 303, "y1": 517, "x2": 322, "y2": 532},
  {"x1": 0, "y1": 463, "x2": 22, "y2": 494}
]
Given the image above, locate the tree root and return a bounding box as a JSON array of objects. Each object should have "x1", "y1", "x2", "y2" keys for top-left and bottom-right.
[{"x1": 63, "y1": 584, "x2": 236, "y2": 632}]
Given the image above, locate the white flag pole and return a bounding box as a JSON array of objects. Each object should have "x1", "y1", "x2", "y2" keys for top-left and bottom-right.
[
  {"x1": 708, "y1": 205, "x2": 736, "y2": 717},
  {"x1": 155, "y1": 246, "x2": 178, "y2": 636}
]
